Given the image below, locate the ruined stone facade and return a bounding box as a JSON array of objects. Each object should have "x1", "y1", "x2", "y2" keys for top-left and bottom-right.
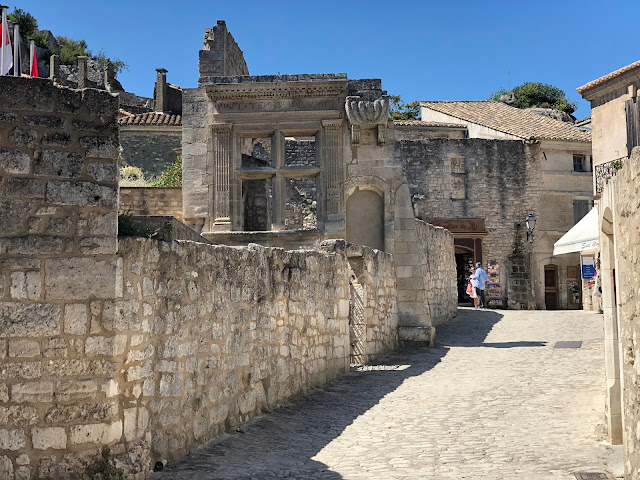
[{"x1": 0, "y1": 76, "x2": 405, "y2": 478}]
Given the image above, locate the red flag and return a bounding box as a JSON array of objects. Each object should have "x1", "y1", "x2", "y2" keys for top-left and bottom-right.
[{"x1": 30, "y1": 40, "x2": 38, "y2": 77}]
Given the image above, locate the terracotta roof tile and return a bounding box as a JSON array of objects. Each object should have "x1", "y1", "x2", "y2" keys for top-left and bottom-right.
[
  {"x1": 577, "y1": 59, "x2": 640, "y2": 94},
  {"x1": 420, "y1": 101, "x2": 591, "y2": 143},
  {"x1": 117, "y1": 112, "x2": 182, "y2": 127},
  {"x1": 393, "y1": 120, "x2": 466, "y2": 128}
]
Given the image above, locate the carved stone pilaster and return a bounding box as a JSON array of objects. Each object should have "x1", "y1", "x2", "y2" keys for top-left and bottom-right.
[
  {"x1": 212, "y1": 124, "x2": 233, "y2": 230},
  {"x1": 345, "y1": 95, "x2": 390, "y2": 146},
  {"x1": 322, "y1": 119, "x2": 344, "y2": 217}
]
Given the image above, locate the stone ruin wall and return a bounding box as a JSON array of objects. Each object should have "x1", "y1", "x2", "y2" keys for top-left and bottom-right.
[
  {"x1": 397, "y1": 138, "x2": 542, "y2": 309},
  {"x1": 414, "y1": 220, "x2": 457, "y2": 325},
  {"x1": 119, "y1": 187, "x2": 183, "y2": 222},
  {"x1": 117, "y1": 238, "x2": 351, "y2": 465},
  {"x1": 347, "y1": 245, "x2": 398, "y2": 364},
  {"x1": 0, "y1": 76, "x2": 405, "y2": 478},
  {"x1": 609, "y1": 148, "x2": 640, "y2": 478},
  {"x1": 119, "y1": 131, "x2": 181, "y2": 179},
  {"x1": 0, "y1": 77, "x2": 130, "y2": 479}
]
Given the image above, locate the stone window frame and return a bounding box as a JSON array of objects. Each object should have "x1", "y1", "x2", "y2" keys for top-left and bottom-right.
[{"x1": 232, "y1": 127, "x2": 321, "y2": 231}]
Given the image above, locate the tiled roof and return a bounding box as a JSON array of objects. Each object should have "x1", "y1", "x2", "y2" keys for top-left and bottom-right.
[
  {"x1": 577, "y1": 59, "x2": 640, "y2": 94},
  {"x1": 420, "y1": 101, "x2": 591, "y2": 143},
  {"x1": 393, "y1": 120, "x2": 466, "y2": 128},
  {"x1": 118, "y1": 112, "x2": 182, "y2": 127}
]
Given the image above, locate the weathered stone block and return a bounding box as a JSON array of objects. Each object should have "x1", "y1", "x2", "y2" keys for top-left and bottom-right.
[
  {"x1": 8, "y1": 127, "x2": 37, "y2": 148},
  {"x1": 0, "y1": 455, "x2": 12, "y2": 479},
  {"x1": 6, "y1": 178, "x2": 45, "y2": 198},
  {"x1": 84, "y1": 335, "x2": 127, "y2": 356},
  {"x1": 0, "y1": 236, "x2": 63, "y2": 255},
  {"x1": 81, "y1": 89, "x2": 119, "y2": 118},
  {"x1": 86, "y1": 163, "x2": 118, "y2": 182},
  {"x1": 11, "y1": 381, "x2": 53, "y2": 403},
  {"x1": 69, "y1": 420, "x2": 122, "y2": 445},
  {"x1": 56, "y1": 379, "x2": 97, "y2": 401},
  {"x1": 10, "y1": 271, "x2": 41, "y2": 300},
  {"x1": 80, "y1": 136, "x2": 119, "y2": 159},
  {"x1": 41, "y1": 132, "x2": 72, "y2": 147},
  {"x1": 8, "y1": 340, "x2": 40, "y2": 358},
  {"x1": 32, "y1": 427, "x2": 67, "y2": 450},
  {"x1": 46, "y1": 180, "x2": 117, "y2": 207},
  {"x1": 0, "y1": 148, "x2": 30, "y2": 174},
  {"x1": 0, "y1": 303, "x2": 60, "y2": 337},
  {"x1": 64, "y1": 304, "x2": 88, "y2": 335},
  {"x1": 0, "y1": 430, "x2": 27, "y2": 451},
  {"x1": 24, "y1": 115, "x2": 64, "y2": 128},
  {"x1": 45, "y1": 257, "x2": 118, "y2": 300},
  {"x1": 35, "y1": 150, "x2": 83, "y2": 178}
]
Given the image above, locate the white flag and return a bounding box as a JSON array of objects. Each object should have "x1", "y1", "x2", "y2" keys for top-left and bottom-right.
[{"x1": 0, "y1": 8, "x2": 13, "y2": 76}]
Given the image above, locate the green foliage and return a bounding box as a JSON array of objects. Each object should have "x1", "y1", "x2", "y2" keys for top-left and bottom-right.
[
  {"x1": 611, "y1": 159, "x2": 624, "y2": 170},
  {"x1": 117, "y1": 213, "x2": 154, "y2": 237},
  {"x1": 28, "y1": 30, "x2": 49, "y2": 48},
  {"x1": 54, "y1": 36, "x2": 91, "y2": 65},
  {"x1": 8, "y1": 8, "x2": 38, "y2": 37},
  {"x1": 489, "y1": 82, "x2": 578, "y2": 114},
  {"x1": 95, "y1": 49, "x2": 129, "y2": 77},
  {"x1": 150, "y1": 157, "x2": 182, "y2": 187},
  {"x1": 389, "y1": 95, "x2": 421, "y2": 121}
]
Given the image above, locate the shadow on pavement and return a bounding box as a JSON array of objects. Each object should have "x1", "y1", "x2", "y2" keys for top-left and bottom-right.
[{"x1": 152, "y1": 307, "x2": 503, "y2": 479}]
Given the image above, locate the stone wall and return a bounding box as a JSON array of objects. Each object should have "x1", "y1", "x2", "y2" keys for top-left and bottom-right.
[
  {"x1": 415, "y1": 220, "x2": 457, "y2": 325},
  {"x1": 608, "y1": 149, "x2": 640, "y2": 478},
  {"x1": 118, "y1": 238, "x2": 351, "y2": 464},
  {"x1": 397, "y1": 138, "x2": 541, "y2": 309},
  {"x1": 0, "y1": 77, "x2": 137, "y2": 479},
  {"x1": 199, "y1": 20, "x2": 249, "y2": 83},
  {"x1": 119, "y1": 130, "x2": 181, "y2": 179},
  {"x1": 119, "y1": 187, "x2": 183, "y2": 221},
  {"x1": 347, "y1": 244, "x2": 398, "y2": 364}
]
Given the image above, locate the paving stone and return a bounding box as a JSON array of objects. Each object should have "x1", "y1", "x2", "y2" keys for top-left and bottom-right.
[{"x1": 152, "y1": 308, "x2": 622, "y2": 480}]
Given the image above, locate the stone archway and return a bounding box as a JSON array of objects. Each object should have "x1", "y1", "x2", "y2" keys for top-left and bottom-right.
[{"x1": 346, "y1": 186, "x2": 384, "y2": 251}]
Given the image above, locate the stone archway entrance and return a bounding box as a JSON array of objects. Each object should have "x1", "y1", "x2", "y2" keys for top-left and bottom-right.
[{"x1": 346, "y1": 187, "x2": 384, "y2": 251}]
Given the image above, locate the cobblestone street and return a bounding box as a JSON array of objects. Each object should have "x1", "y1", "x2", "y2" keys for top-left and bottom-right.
[{"x1": 153, "y1": 308, "x2": 622, "y2": 480}]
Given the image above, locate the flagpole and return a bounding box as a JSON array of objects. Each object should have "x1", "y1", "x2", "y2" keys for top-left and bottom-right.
[
  {"x1": 0, "y1": 6, "x2": 6, "y2": 77},
  {"x1": 13, "y1": 23, "x2": 18, "y2": 76}
]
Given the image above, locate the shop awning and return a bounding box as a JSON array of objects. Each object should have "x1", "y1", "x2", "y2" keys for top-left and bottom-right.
[{"x1": 553, "y1": 206, "x2": 599, "y2": 255}]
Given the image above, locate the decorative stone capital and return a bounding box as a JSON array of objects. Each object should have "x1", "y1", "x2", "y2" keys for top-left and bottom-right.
[{"x1": 345, "y1": 95, "x2": 390, "y2": 146}]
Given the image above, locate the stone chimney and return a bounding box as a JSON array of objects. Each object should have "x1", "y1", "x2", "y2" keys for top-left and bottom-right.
[
  {"x1": 155, "y1": 68, "x2": 169, "y2": 112},
  {"x1": 77, "y1": 56, "x2": 88, "y2": 89},
  {"x1": 49, "y1": 55, "x2": 59, "y2": 81}
]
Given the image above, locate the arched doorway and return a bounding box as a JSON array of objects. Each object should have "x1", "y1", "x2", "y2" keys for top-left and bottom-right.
[{"x1": 346, "y1": 187, "x2": 384, "y2": 251}]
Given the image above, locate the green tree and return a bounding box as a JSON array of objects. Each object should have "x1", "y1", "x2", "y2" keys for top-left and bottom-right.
[
  {"x1": 489, "y1": 82, "x2": 578, "y2": 114},
  {"x1": 95, "y1": 50, "x2": 129, "y2": 77},
  {"x1": 389, "y1": 95, "x2": 421, "y2": 121},
  {"x1": 7, "y1": 8, "x2": 38, "y2": 37},
  {"x1": 150, "y1": 158, "x2": 182, "y2": 187},
  {"x1": 54, "y1": 36, "x2": 91, "y2": 65}
]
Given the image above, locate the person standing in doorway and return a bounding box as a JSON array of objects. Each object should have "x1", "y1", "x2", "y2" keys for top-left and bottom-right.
[
  {"x1": 469, "y1": 266, "x2": 479, "y2": 309},
  {"x1": 473, "y1": 262, "x2": 488, "y2": 309}
]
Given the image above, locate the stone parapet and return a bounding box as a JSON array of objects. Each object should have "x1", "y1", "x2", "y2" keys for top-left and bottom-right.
[{"x1": 119, "y1": 187, "x2": 183, "y2": 221}]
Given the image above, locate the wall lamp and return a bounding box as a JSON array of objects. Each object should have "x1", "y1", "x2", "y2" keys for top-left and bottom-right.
[{"x1": 515, "y1": 213, "x2": 537, "y2": 243}]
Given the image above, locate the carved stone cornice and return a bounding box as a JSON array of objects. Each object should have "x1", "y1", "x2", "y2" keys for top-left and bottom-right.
[
  {"x1": 345, "y1": 95, "x2": 390, "y2": 146},
  {"x1": 205, "y1": 80, "x2": 348, "y2": 101}
]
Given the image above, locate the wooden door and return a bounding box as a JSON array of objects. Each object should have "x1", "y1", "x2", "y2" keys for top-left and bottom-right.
[{"x1": 544, "y1": 265, "x2": 558, "y2": 310}]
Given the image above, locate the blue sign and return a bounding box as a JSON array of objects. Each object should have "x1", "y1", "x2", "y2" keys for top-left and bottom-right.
[{"x1": 581, "y1": 256, "x2": 595, "y2": 279}]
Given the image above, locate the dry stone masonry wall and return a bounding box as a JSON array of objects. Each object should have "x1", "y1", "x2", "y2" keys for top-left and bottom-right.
[
  {"x1": 415, "y1": 220, "x2": 457, "y2": 325},
  {"x1": 117, "y1": 237, "x2": 351, "y2": 465}
]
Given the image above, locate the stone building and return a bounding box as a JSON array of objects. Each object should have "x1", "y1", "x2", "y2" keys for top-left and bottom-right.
[
  {"x1": 577, "y1": 60, "x2": 640, "y2": 471},
  {"x1": 418, "y1": 101, "x2": 593, "y2": 309}
]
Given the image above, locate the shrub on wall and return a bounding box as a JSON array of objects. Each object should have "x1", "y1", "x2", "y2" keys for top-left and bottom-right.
[
  {"x1": 120, "y1": 165, "x2": 151, "y2": 187},
  {"x1": 150, "y1": 157, "x2": 182, "y2": 187}
]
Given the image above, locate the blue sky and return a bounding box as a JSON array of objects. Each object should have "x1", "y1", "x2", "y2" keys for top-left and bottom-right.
[{"x1": 15, "y1": 0, "x2": 638, "y2": 120}]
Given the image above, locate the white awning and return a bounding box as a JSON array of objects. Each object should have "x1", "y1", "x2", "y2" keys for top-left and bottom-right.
[{"x1": 553, "y1": 206, "x2": 599, "y2": 255}]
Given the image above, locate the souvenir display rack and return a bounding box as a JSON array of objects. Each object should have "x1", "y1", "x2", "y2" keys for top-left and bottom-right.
[{"x1": 486, "y1": 260, "x2": 503, "y2": 308}]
